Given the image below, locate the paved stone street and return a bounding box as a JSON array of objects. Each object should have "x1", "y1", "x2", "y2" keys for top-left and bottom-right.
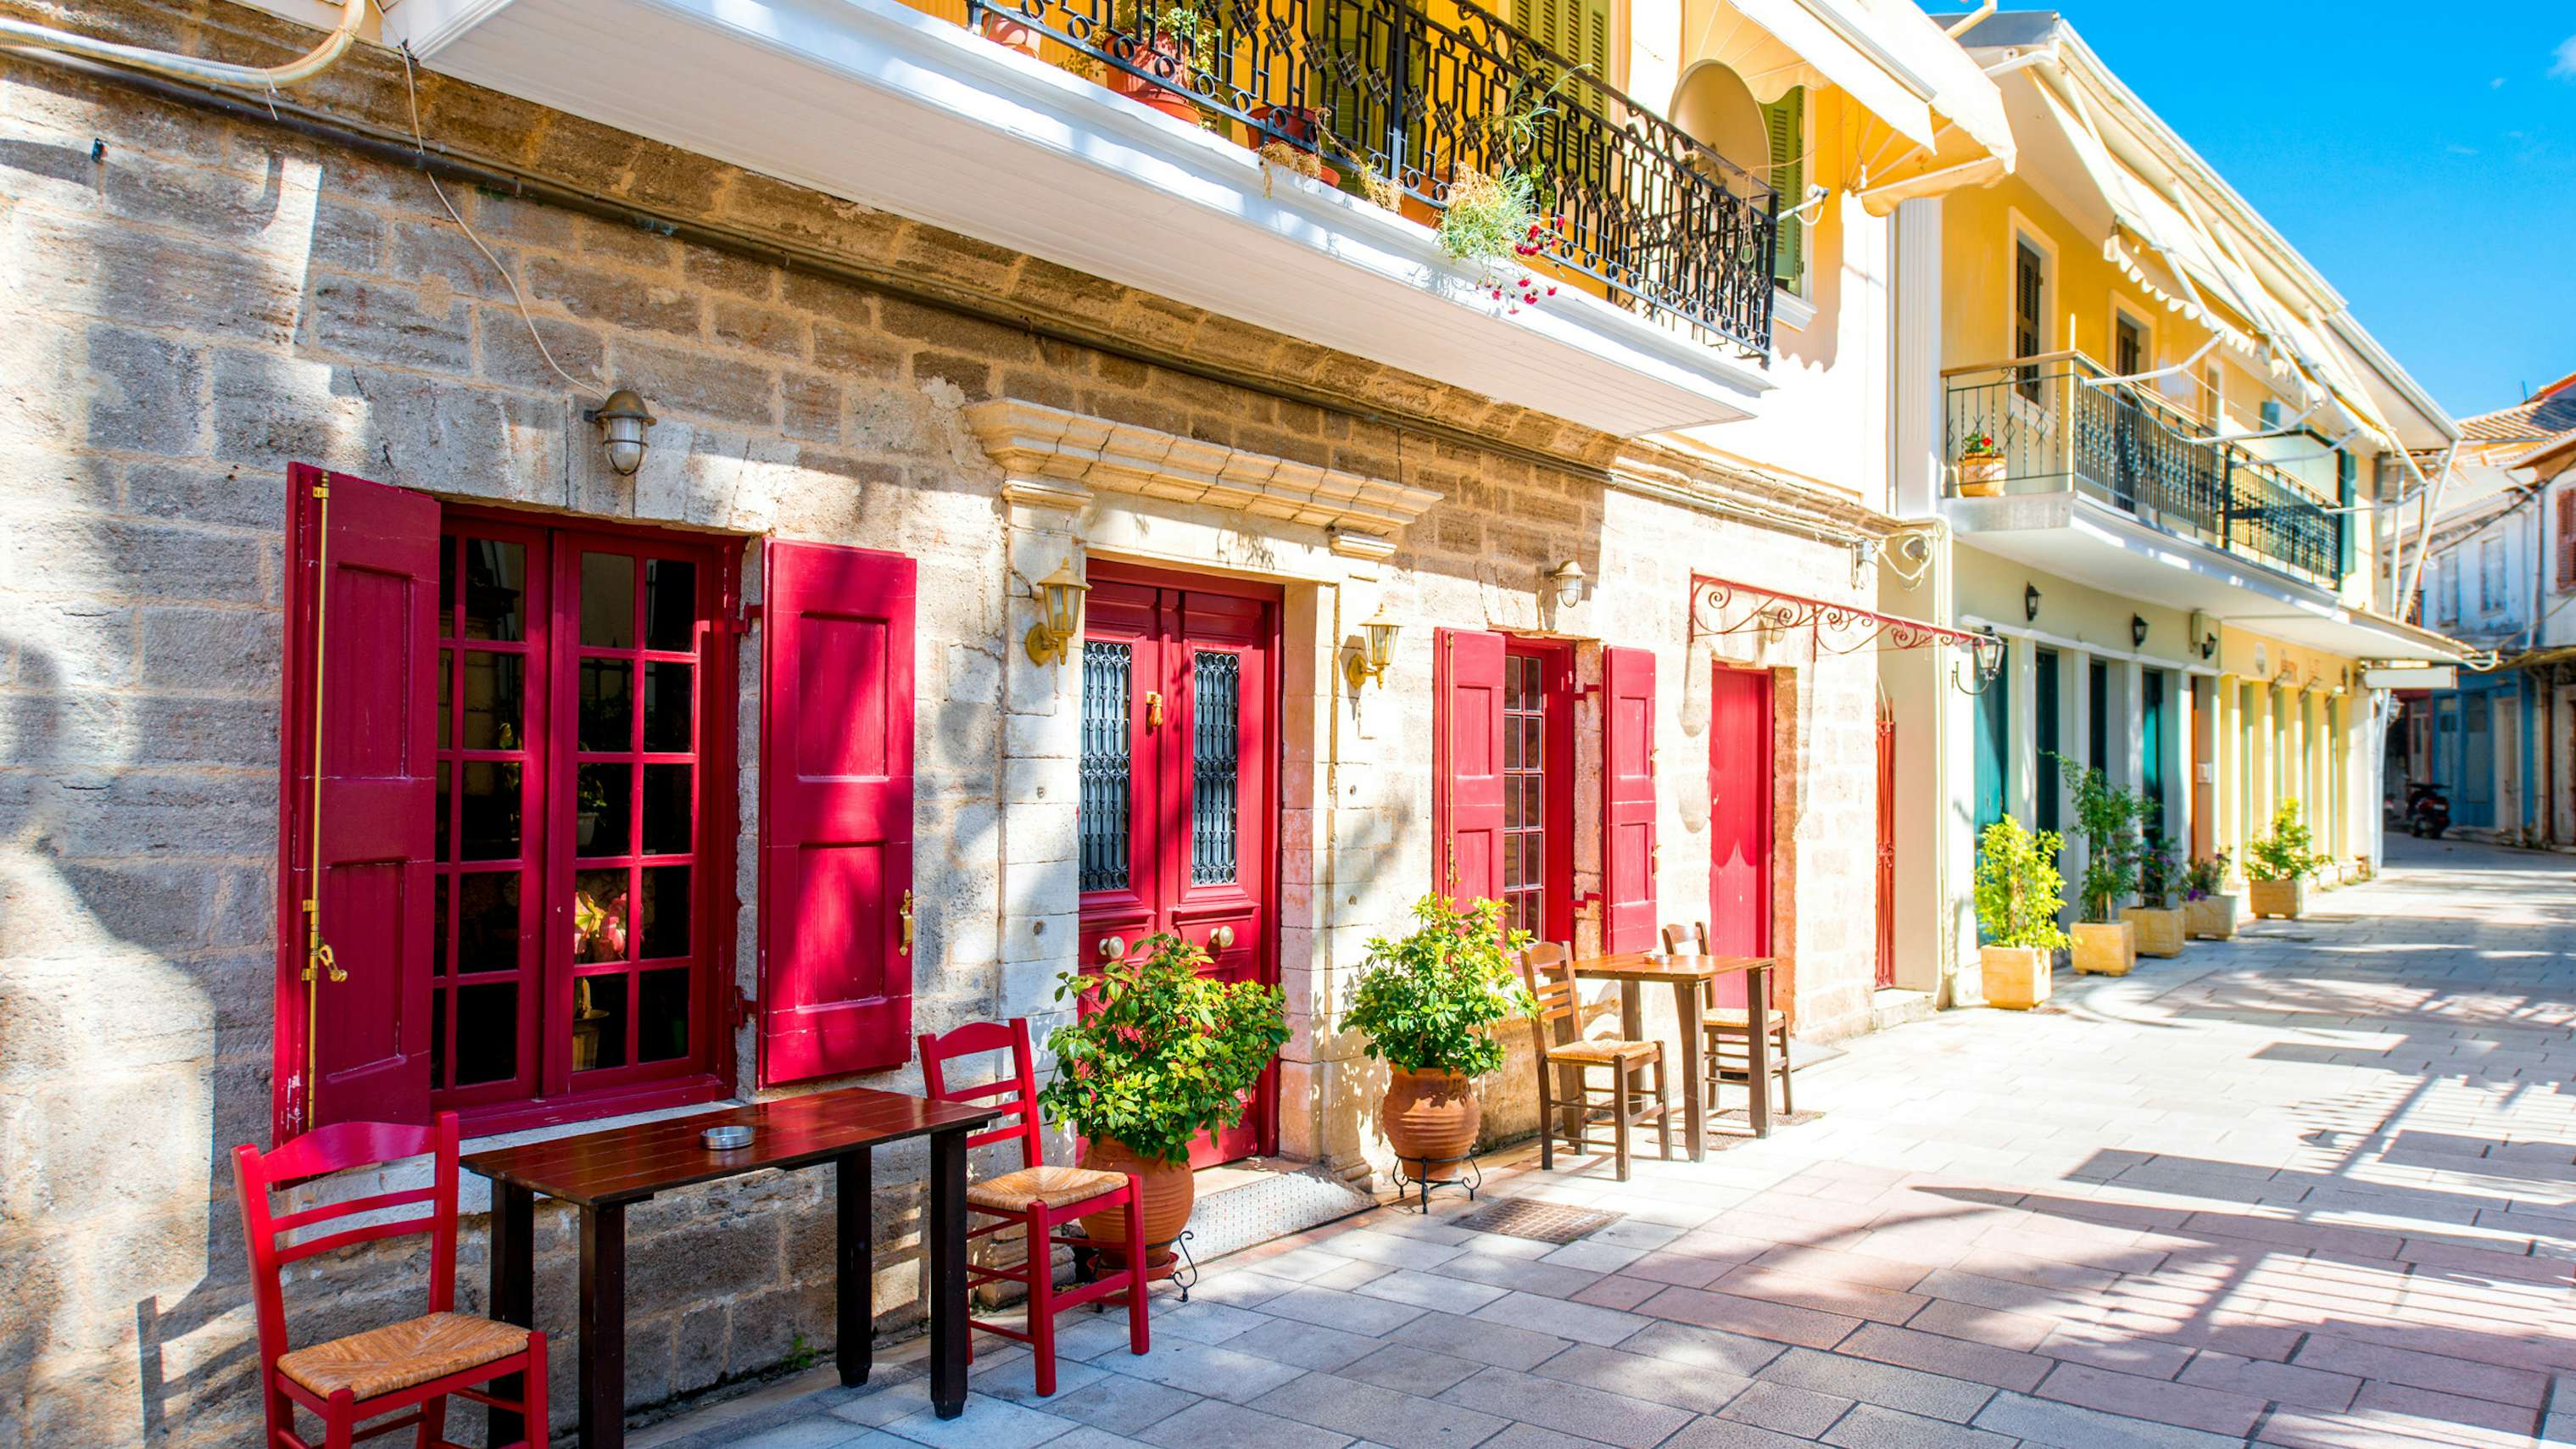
[{"x1": 668, "y1": 837, "x2": 2576, "y2": 1449}]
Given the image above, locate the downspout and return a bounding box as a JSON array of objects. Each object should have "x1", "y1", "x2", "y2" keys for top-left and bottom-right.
[{"x1": 0, "y1": 0, "x2": 368, "y2": 86}]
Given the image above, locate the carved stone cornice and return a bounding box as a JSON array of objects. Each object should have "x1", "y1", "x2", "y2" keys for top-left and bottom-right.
[{"x1": 964, "y1": 398, "x2": 1442, "y2": 547}]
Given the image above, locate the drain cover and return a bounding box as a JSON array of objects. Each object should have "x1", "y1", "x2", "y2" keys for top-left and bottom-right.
[
  {"x1": 1712, "y1": 1108, "x2": 1827, "y2": 1129},
  {"x1": 1450, "y1": 1198, "x2": 1621, "y2": 1244}
]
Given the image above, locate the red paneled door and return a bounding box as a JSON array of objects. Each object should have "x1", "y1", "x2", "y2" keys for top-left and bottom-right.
[
  {"x1": 1708, "y1": 666, "x2": 1773, "y2": 1012},
  {"x1": 1875, "y1": 699, "x2": 1896, "y2": 989},
  {"x1": 1078, "y1": 566, "x2": 1280, "y2": 1167}
]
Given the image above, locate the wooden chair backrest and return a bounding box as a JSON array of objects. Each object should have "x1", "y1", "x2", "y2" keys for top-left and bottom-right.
[
  {"x1": 917, "y1": 1017, "x2": 1044, "y2": 1171},
  {"x1": 232, "y1": 1112, "x2": 461, "y2": 1374},
  {"x1": 1517, "y1": 941, "x2": 1581, "y2": 1048},
  {"x1": 1661, "y1": 922, "x2": 1709, "y2": 956}
]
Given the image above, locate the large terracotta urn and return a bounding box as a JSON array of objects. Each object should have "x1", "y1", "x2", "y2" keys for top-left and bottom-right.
[
  {"x1": 1078, "y1": 1137, "x2": 1194, "y2": 1258},
  {"x1": 1381, "y1": 1067, "x2": 1480, "y2": 1173}
]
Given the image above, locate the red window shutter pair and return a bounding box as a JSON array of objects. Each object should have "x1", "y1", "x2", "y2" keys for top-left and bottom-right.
[
  {"x1": 275, "y1": 472, "x2": 914, "y2": 1138},
  {"x1": 1432, "y1": 629, "x2": 1655, "y2": 949}
]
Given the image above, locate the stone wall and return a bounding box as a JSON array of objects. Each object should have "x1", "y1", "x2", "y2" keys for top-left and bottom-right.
[{"x1": 0, "y1": 1, "x2": 1899, "y2": 1442}]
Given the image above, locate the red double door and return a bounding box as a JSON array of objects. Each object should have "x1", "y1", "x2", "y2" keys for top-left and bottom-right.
[
  {"x1": 1708, "y1": 666, "x2": 1774, "y2": 1011},
  {"x1": 1077, "y1": 567, "x2": 1279, "y2": 1167}
]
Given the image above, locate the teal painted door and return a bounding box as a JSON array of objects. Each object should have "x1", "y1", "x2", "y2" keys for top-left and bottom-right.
[
  {"x1": 2142, "y1": 672, "x2": 2167, "y2": 842},
  {"x1": 1974, "y1": 663, "x2": 2010, "y2": 835},
  {"x1": 2033, "y1": 649, "x2": 2060, "y2": 834}
]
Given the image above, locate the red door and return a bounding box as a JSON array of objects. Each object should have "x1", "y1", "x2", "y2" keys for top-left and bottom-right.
[
  {"x1": 1079, "y1": 566, "x2": 1279, "y2": 1167},
  {"x1": 1875, "y1": 699, "x2": 1896, "y2": 989},
  {"x1": 1708, "y1": 666, "x2": 1773, "y2": 1012}
]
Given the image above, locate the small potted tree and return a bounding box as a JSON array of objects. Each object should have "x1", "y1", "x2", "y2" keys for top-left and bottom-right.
[
  {"x1": 1955, "y1": 429, "x2": 2006, "y2": 497},
  {"x1": 2122, "y1": 838, "x2": 2186, "y2": 959},
  {"x1": 1040, "y1": 934, "x2": 1286, "y2": 1264},
  {"x1": 1342, "y1": 895, "x2": 1537, "y2": 1179},
  {"x1": 2053, "y1": 755, "x2": 2142, "y2": 976},
  {"x1": 2247, "y1": 800, "x2": 2328, "y2": 919},
  {"x1": 1104, "y1": 0, "x2": 1223, "y2": 125},
  {"x1": 2182, "y1": 851, "x2": 2236, "y2": 939},
  {"x1": 1973, "y1": 816, "x2": 2069, "y2": 1010}
]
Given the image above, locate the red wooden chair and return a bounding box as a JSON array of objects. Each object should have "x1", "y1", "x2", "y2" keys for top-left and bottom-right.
[
  {"x1": 917, "y1": 1017, "x2": 1149, "y2": 1396},
  {"x1": 233, "y1": 1112, "x2": 547, "y2": 1449}
]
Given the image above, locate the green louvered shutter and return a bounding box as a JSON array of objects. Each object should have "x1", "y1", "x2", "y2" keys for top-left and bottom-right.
[
  {"x1": 1510, "y1": 0, "x2": 1610, "y2": 97},
  {"x1": 1762, "y1": 88, "x2": 1805, "y2": 288},
  {"x1": 2336, "y1": 449, "x2": 2357, "y2": 580}
]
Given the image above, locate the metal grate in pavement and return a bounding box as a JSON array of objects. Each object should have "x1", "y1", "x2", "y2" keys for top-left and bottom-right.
[{"x1": 1449, "y1": 1197, "x2": 1621, "y2": 1244}]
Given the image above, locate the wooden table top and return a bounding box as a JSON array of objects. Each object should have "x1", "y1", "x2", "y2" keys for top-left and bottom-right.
[
  {"x1": 1569, "y1": 951, "x2": 1776, "y2": 984},
  {"x1": 461, "y1": 1087, "x2": 1002, "y2": 1207}
]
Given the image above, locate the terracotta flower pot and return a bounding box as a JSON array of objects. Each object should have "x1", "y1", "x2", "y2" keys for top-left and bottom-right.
[
  {"x1": 2121, "y1": 906, "x2": 2185, "y2": 958},
  {"x1": 1249, "y1": 103, "x2": 1341, "y2": 187},
  {"x1": 1956, "y1": 453, "x2": 2006, "y2": 497},
  {"x1": 1380, "y1": 1067, "x2": 1479, "y2": 1172},
  {"x1": 1078, "y1": 1137, "x2": 1195, "y2": 1257},
  {"x1": 2185, "y1": 894, "x2": 2238, "y2": 939},
  {"x1": 1979, "y1": 945, "x2": 2051, "y2": 1011},
  {"x1": 2248, "y1": 878, "x2": 2306, "y2": 920},
  {"x1": 978, "y1": 8, "x2": 1042, "y2": 59},
  {"x1": 2070, "y1": 919, "x2": 2135, "y2": 976},
  {"x1": 1107, "y1": 34, "x2": 1200, "y2": 124}
]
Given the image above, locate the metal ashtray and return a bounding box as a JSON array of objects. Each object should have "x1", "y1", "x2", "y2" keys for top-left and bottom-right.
[{"x1": 702, "y1": 1124, "x2": 754, "y2": 1151}]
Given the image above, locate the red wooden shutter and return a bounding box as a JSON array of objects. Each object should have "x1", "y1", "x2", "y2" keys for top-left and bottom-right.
[
  {"x1": 276, "y1": 465, "x2": 441, "y2": 1138},
  {"x1": 1433, "y1": 628, "x2": 1506, "y2": 906},
  {"x1": 2557, "y1": 491, "x2": 2575, "y2": 590},
  {"x1": 1599, "y1": 646, "x2": 1657, "y2": 952},
  {"x1": 761, "y1": 541, "x2": 917, "y2": 1084}
]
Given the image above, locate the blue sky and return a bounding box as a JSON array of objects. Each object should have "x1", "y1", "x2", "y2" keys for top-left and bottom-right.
[{"x1": 1918, "y1": 3, "x2": 2576, "y2": 421}]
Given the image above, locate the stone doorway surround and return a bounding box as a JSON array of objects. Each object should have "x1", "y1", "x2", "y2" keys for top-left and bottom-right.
[{"x1": 962, "y1": 398, "x2": 1442, "y2": 1186}]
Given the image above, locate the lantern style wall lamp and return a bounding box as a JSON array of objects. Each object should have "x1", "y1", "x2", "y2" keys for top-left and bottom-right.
[
  {"x1": 1023, "y1": 557, "x2": 1091, "y2": 666},
  {"x1": 2023, "y1": 583, "x2": 2041, "y2": 622},
  {"x1": 1343, "y1": 605, "x2": 1402, "y2": 693},
  {"x1": 2131, "y1": 614, "x2": 2149, "y2": 649},
  {"x1": 588, "y1": 388, "x2": 655, "y2": 476},
  {"x1": 1547, "y1": 560, "x2": 1587, "y2": 611}
]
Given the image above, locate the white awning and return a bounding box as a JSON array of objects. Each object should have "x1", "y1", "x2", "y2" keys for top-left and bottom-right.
[{"x1": 1699, "y1": 0, "x2": 1936, "y2": 147}]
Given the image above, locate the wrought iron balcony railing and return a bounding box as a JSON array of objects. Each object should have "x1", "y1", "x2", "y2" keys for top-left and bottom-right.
[
  {"x1": 1944, "y1": 354, "x2": 2345, "y2": 587},
  {"x1": 966, "y1": 0, "x2": 1780, "y2": 354}
]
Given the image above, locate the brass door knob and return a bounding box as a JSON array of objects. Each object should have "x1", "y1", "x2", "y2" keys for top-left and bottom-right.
[
  {"x1": 1208, "y1": 925, "x2": 1235, "y2": 951},
  {"x1": 1098, "y1": 935, "x2": 1127, "y2": 961}
]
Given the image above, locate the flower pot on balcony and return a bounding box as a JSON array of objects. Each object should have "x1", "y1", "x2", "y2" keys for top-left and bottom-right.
[
  {"x1": 2249, "y1": 878, "x2": 2306, "y2": 920},
  {"x1": 1107, "y1": 33, "x2": 1200, "y2": 124},
  {"x1": 1956, "y1": 453, "x2": 2006, "y2": 497},
  {"x1": 2122, "y1": 906, "x2": 2185, "y2": 959},
  {"x1": 1980, "y1": 945, "x2": 2053, "y2": 1011},
  {"x1": 2184, "y1": 894, "x2": 2238, "y2": 940},
  {"x1": 977, "y1": 7, "x2": 1043, "y2": 59},
  {"x1": 1249, "y1": 103, "x2": 1341, "y2": 187},
  {"x1": 2070, "y1": 919, "x2": 2135, "y2": 977}
]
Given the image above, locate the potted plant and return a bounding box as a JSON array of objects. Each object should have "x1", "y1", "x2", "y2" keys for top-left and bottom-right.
[
  {"x1": 1249, "y1": 103, "x2": 1341, "y2": 186},
  {"x1": 977, "y1": 3, "x2": 1044, "y2": 59},
  {"x1": 1956, "y1": 430, "x2": 2006, "y2": 496},
  {"x1": 1972, "y1": 816, "x2": 2070, "y2": 1010},
  {"x1": 1040, "y1": 933, "x2": 1286, "y2": 1262},
  {"x1": 1103, "y1": 0, "x2": 1222, "y2": 125},
  {"x1": 2122, "y1": 837, "x2": 2186, "y2": 959},
  {"x1": 2247, "y1": 800, "x2": 2328, "y2": 919},
  {"x1": 1341, "y1": 895, "x2": 1537, "y2": 1176},
  {"x1": 2182, "y1": 850, "x2": 2237, "y2": 939},
  {"x1": 2052, "y1": 754, "x2": 2142, "y2": 976},
  {"x1": 574, "y1": 883, "x2": 627, "y2": 964}
]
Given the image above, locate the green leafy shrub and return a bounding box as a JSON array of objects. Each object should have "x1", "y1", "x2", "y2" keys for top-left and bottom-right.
[
  {"x1": 1342, "y1": 896, "x2": 1537, "y2": 1078},
  {"x1": 1039, "y1": 933, "x2": 1287, "y2": 1167},
  {"x1": 2050, "y1": 753, "x2": 2145, "y2": 923},
  {"x1": 1974, "y1": 816, "x2": 2070, "y2": 952},
  {"x1": 2134, "y1": 837, "x2": 2179, "y2": 909},
  {"x1": 2246, "y1": 800, "x2": 2330, "y2": 883},
  {"x1": 2181, "y1": 850, "x2": 2229, "y2": 901}
]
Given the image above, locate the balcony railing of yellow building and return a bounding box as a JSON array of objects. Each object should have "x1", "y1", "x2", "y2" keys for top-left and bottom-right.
[
  {"x1": 1944, "y1": 354, "x2": 2345, "y2": 587},
  {"x1": 965, "y1": 0, "x2": 1780, "y2": 354}
]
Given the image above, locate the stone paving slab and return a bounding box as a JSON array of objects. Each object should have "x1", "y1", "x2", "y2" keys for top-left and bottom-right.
[{"x1": 686, "y1": 839, "x2": 2575, "y2": 1449}]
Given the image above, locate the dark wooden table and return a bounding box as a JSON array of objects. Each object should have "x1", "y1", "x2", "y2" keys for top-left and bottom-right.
[
  {"x1": 1568, "y1": 952, "x2": 1778, "y2": 1157},
  {"x1": 463, "y1": 1088, "x2": 1001, "y2": 1448}
]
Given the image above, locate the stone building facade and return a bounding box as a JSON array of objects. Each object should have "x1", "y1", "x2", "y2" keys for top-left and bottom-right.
[{"x1": 0, "y1": 1, "x2": 1922, "y2": 1441}]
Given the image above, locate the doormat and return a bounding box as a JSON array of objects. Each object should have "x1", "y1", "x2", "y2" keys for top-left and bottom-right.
[
  {"x1": 1450, "y1": 1198, "x2": 1621, "y2": 1245},
  {"x1": 1710, "y1": 1108, "x2": 1827, "y2": 1129}
]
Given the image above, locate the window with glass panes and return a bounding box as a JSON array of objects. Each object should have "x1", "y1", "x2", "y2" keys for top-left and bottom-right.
[
  {"x1": 1501, "y1": 651, "x2": 1548, "y2": 939},
  {"x1": 430, "y1": 519, "x2": 725, "y2": 1117}
]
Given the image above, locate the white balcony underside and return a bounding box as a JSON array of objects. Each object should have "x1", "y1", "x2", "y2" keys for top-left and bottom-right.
[
  {"x1": 1944, "y1": 490, "x2": 2460, "y2": 664},
  {"x1": 395, "y1": 0, "x2": 1775, "y2": 437}
]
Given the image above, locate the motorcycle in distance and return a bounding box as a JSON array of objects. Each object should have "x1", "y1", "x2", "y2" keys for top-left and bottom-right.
[{"x1": 2403, "y1": 781, "x2": 2451, "y2": 839}]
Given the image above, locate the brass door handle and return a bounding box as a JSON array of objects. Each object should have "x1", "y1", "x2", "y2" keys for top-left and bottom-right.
[
  {"x1": 897, "y1": 889, "x2": 915, "y2": 956},
  {"x1": 1098, "y1": 935, "x2": 1126, "y2": 961},
  {"x1": 1144, "y1": 691, "x2": 1164, "y2": 728},
  {"x1": 1208, "y1": 925, "x2": 1235, "y2": 951}
]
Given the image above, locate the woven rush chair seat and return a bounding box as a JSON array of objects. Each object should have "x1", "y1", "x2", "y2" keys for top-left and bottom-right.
[
  {"x1": 276, "y1": 1311, "x2": 532, "y2": 1401},
  {"x1": 1545, "y1": 1039, "x2": 1660, "y2": 1066},
  {"x1": 966, "y1": 1163, "x2": 1129, "y2": 1212}
]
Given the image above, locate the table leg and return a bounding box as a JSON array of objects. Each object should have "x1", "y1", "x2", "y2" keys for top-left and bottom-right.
[
  {"x1": 1745, "y1": 965, "x2": 1774, "y2": 1138},
  {"x1": 836, "y1": 1151, "x2": 874, "y2": 1388},
  {"x1": 928, "y1": 1128, "x2": 969, "y2": 1419},
  {"x1": 487, "y1": 1180, "x2": 534, "y2": 1446},
  {"x1": 1617, "y1": 980, "x2": 1643, "y2": 1041},
  {"x1": 579, "y1": 1202, "x2": 627, "y2": 1449},
  {"x1": 1675, "y1": 982, "x2": 1707, "y2": 1162}
]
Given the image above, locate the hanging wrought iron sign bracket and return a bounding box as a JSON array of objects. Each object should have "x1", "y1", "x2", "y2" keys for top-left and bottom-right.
[{"x1": 1687, "y1": 573, "x2": 2003, "y2": 693}]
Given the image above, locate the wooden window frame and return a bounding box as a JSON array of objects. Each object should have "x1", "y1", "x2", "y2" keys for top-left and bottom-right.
[{"x1": 1500, "y1": 638, "x2": 1576, "y2": 945}]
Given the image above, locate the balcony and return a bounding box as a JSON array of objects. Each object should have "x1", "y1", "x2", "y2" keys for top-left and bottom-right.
[
  {"x1": 1943, "y1": 354, "x2": 2345, "y2": 587},
  {"x1": 397, "y1": 0, "x2": 1782, "y2": 435}
]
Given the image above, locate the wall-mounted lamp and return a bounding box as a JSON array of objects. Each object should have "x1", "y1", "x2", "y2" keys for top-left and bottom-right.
[
  {"x1": 1547, "y1": 560, "x2": 1587, "y2": 611},
  {"x1": 587, "y1": 388, "x2": 655, "y2": 476},
  {"x1": 1022, "y1": 556, "x2": 1090, "y2": 666},
  {"x1": 2023, "y1": 583, "x2": 2041, "y2": 622},
  {"x1": 1344, "y1": 604, "x2": 1401, "y2": 692},
  {"x1": 2131, "y1": 614, "x2": 2149, "y2": 649}
]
